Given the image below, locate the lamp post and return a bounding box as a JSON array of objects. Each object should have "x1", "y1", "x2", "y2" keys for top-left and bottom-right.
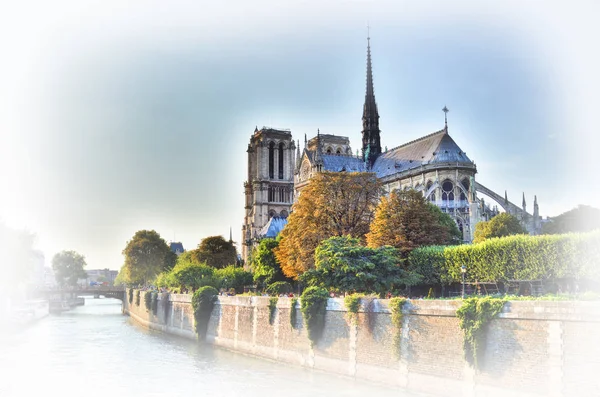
[{"x1": 461, "y1": 265, "x2": 467, "y2": 299}]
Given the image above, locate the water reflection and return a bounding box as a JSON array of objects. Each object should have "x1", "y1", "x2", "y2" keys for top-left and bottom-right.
[{"x1": 0, "y1": 298, "x2": 420, "y2": 397}]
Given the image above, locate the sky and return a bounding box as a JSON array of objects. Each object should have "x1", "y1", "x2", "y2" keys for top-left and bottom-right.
[{"x1": 1, "y1": 0, "x2": 599, "y2": 271}]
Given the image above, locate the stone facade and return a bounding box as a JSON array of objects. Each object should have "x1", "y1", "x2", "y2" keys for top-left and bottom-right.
[
  {"x1": 125, "y1": 291, "x2": 600, "y2": 397},
  {"x1": 242, "y1": 127, "x2": 295, "y2": 260}
]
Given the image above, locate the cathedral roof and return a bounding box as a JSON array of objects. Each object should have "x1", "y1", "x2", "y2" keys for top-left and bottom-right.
[
  {"x1": 322, "y1": 154, "x2": 366, "y2": 172},
  {"x1": 371, "y1": 128, "x2": 474, "y2": 178},
  {"x1": 258, "y1": 216, "x2": 288, "y2": 239}
]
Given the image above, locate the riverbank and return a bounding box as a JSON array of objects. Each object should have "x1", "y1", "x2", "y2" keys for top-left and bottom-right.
[{"x1": 124, "y1": 291, "x2": 600, "y2": 397}]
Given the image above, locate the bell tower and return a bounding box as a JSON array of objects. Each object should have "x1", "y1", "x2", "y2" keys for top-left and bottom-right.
[{"x1": 242, "y1": 127, "x2": 295, "y2": 262}]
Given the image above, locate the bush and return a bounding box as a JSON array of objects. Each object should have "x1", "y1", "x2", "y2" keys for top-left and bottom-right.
[
  {"x1": 191, "y1": 286, "x2": 219, "y2": 339},
  {"x1": 128, "y1": 288, "x2": 133, "y2": 304},
  {"x1": 408, "y1": 246, "x2": 448, "y2": 285},
  {"x1": 408, "y1": 231, "x2": 600, "y2": 285},
  {"x1": 135, "y1": 290, "x2": 141, "y2": 306},
  {"x1": 301, "y1": 236, "x2": 420, "y2": 296},
  {"x1": 300, "y1": 286, "x2": 329, "y2": 345},
  {"x1": 266, "y1": 281, "x2": 293, "y2": 296}
]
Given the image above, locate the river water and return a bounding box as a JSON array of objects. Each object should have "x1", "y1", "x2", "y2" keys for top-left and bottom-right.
[{"x1": 0, "y1": 298, "x2": 420, "y2": 397}]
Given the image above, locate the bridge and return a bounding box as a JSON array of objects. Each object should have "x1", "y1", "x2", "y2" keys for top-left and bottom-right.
[{"x1": 39, "y1": 287, "x2": 126, "y2": 301}]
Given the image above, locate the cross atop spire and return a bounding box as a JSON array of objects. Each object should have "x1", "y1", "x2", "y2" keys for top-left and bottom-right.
[{"x1": 442, "y1": 105, "x2": 449, "y2": 129}]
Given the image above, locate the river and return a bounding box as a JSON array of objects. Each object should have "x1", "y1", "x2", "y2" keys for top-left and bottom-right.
[{"x1": 0, "y1": 297, "x2": 422, "y2": 397}]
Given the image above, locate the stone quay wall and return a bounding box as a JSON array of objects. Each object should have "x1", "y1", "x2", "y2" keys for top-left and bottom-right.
[{"x1": 124, "y1": 291, "x2": 600, "y2": 397}]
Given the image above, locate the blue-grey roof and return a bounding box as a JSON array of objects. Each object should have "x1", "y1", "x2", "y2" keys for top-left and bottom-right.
[
  {"x1": 372, "y1": 129, "x2": 473, "y2": 178},
  {"x1": 259, "y1": 217, "x2": 288, "y2": 238},
  {"x1": 322, "y1": 155, "x2": 366, "y2": 172},
  {"x1": 169, "y1": 242, "x2": 184, "y2": 253}
]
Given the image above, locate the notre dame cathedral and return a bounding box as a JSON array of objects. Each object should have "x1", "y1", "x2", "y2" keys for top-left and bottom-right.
[{"x1": 242, "y1": 36, "x2": 542, "y2": 261}]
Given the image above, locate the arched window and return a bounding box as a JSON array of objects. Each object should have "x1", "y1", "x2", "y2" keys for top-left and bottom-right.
[
  {"x1": 280, "y1": 210, "x2": 288, "y2": 218},
  {"x1": 278, "y1": 142, "x2": 284, "y2": 179},
  {"x1": 336, "y1": 149, "x2": 341, "y2": 154},
  {"x1": 442, "y1": 180, "x2": 454, "y2": 201},
  {"x1": 326, "y1": 146, "x2": 333, "y2": 154},
  {"x1": 268, "y1": 142, "x2": 275, "y2": 179},
  {"x1": 268, "y1": 209, "x2": 276, "y2": 218}
]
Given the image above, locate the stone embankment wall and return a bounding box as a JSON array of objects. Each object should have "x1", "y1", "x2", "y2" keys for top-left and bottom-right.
[{"x1": 124, "y1": 291, "x2": 600, "y2": 397}]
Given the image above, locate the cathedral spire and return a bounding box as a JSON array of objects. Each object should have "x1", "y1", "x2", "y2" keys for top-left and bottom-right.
[
  {"x1": 295, "y1": 139, "x2": 301, "y2": 172},
  {"x1": 522, "y1": 192, "x2": 526, "y2": 212},
  {"x1": 314, "y1": 129, "x2": 323, "y2": 166},
  {"x1": 442, "y1": 106, "x2": 449, "y2": 132},
  {"x1": 362, "y1": 30, "x2": 381, "y2": 167}
]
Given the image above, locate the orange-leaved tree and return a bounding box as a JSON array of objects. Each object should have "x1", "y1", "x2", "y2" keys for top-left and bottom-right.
[
  {"x1": 366, "y1": 189, "x2": 455, "y2": 256},
  {"x1": 275, "y1": 172, "x2": 383, "y2": 279}
]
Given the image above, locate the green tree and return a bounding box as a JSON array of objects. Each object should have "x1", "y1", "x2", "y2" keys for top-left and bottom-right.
[
  {"x1": 192, "y1": 236, "x2": 238, "y2": 269},
  {"x1": 428, "y1": 203, "x2": 463, "y2": 244},
  {"x1": 119, "y1": 230, "x2": 173, "y2": 285},
  {"x1": 215, "y1": 265, "x2": 253, "y2": 293},
  {"x1": 275, "y1": 172, "x2": 383, "y2": 279},
  {"x1": 169, "y1": 259, "x2": 216, "y2": 292},
  {"x1": 249, "y1": 238, "x2": 292, "y2": 288},
  {"x1": 300, "y1": 236, "x2": 420, "y2": 295},
  {"x1": 542, "y1": 205, "x2": 600, "y2": 235},
  {"x1": 366, "y1": 190, "x2": 456, "y2": 256},
  {"x1": 52, "y1": 250, "x2": 88, "y2": 287},
  {"x1": 473, "y1": 212, "x2": 525, "y2": 243}
]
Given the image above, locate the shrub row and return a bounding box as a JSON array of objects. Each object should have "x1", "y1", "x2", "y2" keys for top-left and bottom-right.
[{"x1": 409, "y1": 231, "x2": 600, "y2": 284}]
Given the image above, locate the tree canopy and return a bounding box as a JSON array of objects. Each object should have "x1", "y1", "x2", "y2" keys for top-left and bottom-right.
[
  {"x1": 366, "y1": 189, "x2": 458, "y2": 256},
  {"x1": 119, "y1": 230, "x2": 174, "y2": 285},
  {"x1": 473, "y1": 212, "x2": 525, "y2": 243},
  {"x1": 249, "y1": 238, "x2": 292, "y2": 288},
  {"x1": 300, "y1": 236, "x2": 420, "y2": 295},
  {"x1": 542, "y1": 205, "x2": 600, "y2": 235},
  {"x1": 275, "y1": 172, "x2": 383, "y2": 279},
  {"x1": 190, "y1": 236, "x2": 238, "y2": 269},
  {"x1": 52, "y1": 250, "x2": 88, "y2": 287}
]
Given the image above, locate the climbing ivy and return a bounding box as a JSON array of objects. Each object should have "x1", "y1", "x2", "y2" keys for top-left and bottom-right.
[
  {"x1": 151, "y1": 292, "x2": 159, "y2": 315},
  {"x1": 389, "y1": 297, "x2": 406, "y2": 359},
  {"x1": 290, "y1": 298, "x2": 298, "y2": 328},
  {"x1": 135, "y1": 290, "x2": 141, "y2": 306},
  {"x1": 268, "y1": 297, "x2": 278, "y2": 325},
  {"x1": 191, "y1": 286, "x2": 218, "y2": 339},
  {"x1": 128, "y1": 288, "x2": 133, "y2": 304},
  {"x1": 344, "y1": 294, "x2": 363, "y2": 325},
  {"x1": 456, "y1": 296, "x2": 506, "y2": 368},
  {"x1": 144, "y1": 291, "x2": 152, "y2": 311},
  {"x1": 300, "y1": 286, "x2": 329, "y2": 345}
]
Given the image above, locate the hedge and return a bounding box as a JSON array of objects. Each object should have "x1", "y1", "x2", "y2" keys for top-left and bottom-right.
[{"x1": 409, "y1": 231, "x2": 600, "y2": 284}]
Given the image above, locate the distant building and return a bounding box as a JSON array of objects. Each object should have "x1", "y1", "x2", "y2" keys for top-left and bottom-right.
[
  {"x1": 85, "y1": 268, "x2": 118, "y2": 285},
  {"x1": 169, "y1": 242, "x2": 185, "y2": 256}
]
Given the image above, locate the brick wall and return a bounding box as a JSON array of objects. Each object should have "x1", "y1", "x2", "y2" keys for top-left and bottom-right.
[{"x1": 124, "y1": 291, "x2": 600, "y2": 397}]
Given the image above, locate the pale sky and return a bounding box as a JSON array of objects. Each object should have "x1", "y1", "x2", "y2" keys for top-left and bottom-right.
[{"x1": 1, "y1": 0, "x2": 599, "y2": 270}]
